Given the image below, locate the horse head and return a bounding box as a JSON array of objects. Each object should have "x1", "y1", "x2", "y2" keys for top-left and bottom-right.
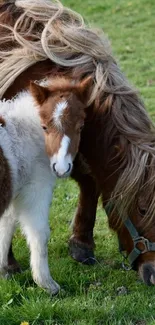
[{"x1": 30, "y1": 76, "x2": 92, "y2": 177}]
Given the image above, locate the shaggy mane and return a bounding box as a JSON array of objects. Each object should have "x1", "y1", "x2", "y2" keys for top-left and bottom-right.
[{"x1": 0, "y1": 0, "x2": 155, "y2": 223}]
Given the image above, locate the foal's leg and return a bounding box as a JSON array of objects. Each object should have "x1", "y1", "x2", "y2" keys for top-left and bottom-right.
[
  {"x1": 14, "y1": 164, "x2": 59, "y2": 295},
  {"x1": 70, "y1": 164, "x2": 100, "y2": 265},
  {"x1": 8, "y1": 243, "x2": 21, "y2": 273},
  {"x1": 0, "y1": 206, "x2": 18, "y2": 276}
]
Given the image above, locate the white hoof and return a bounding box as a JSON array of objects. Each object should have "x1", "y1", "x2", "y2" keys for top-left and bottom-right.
[
  {"x1": 35, "y1": 277, "x2": 60, "y2": 296},
  {"x1": 47, "y1": 279, "x2": 60, "y2": 296}
]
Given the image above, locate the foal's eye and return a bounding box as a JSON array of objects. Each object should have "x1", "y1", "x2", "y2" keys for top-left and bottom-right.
[{"x1": 42, "y1": 125, "x2": 48, "y2": 132}]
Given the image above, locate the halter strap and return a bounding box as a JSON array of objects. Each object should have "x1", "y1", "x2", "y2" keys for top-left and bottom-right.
[{"x1": 105, "y1": 202, "x2": 155, "y2": 268}]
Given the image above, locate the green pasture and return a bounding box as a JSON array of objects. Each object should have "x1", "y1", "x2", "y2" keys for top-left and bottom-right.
[{"x1": 0, "y1": 0, "x2": 155, "y2": 324}]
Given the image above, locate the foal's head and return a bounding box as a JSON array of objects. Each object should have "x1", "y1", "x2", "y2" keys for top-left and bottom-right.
[{"x1": 30, "y1": 77, "x2": 92, "y2": 177}]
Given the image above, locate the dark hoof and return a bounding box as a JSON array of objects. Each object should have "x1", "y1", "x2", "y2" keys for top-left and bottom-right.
[
  {"x1": 6, "y1": 263, "x2": 21, "y2": 274},
  {"x1": 0, "y1": 263, "x2": 21, "y2": 279},
  {"x1": 69, "y1": 239, "x2": 95, "y2": 265},
  {"x1": 8, "y1": 251, "x2": 21, "y2": 274}
]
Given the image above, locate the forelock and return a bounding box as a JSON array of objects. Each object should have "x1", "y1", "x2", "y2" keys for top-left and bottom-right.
[{"x1": 53, "y1": 100, "x2": 68, "y2": 129}]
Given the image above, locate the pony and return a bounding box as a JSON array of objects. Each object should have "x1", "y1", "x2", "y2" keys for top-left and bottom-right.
[
  {"x1": 0, "y1": 0, "x2": 155, "y2": 286},
  {"x1": 0, "y1": 76, "x2": 92, "y2": 294},
  {"x1": 0, "y1": 89, "x2": 60, "y2": 295}
]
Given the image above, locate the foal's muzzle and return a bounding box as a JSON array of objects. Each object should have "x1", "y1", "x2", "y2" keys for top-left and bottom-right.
[{"x1": 52, "y1": 162, "x2": 72, "y2": 178}]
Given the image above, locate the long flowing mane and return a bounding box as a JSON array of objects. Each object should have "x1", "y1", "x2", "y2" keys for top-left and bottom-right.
[{"x1": 0, "y1": 0, "x2": 155, "y2": 222}]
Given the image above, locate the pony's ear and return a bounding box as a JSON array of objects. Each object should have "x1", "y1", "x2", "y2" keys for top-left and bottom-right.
[
  {"x1": 30, "y1": 82, "x2": 50, "y2": 105},
  {"x1": 78, "y1": 76, "x2": 93, "y2": 104}
]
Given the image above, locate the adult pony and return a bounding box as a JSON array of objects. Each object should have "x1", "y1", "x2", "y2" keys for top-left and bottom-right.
[{"x1": 0, "y1": 0, "x2": 155, "y2": 286}]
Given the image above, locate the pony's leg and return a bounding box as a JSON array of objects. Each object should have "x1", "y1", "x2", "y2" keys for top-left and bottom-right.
[
  {"x1": 14, "y1": 164, "x2": 59, "y2": 295},
  {"x1": 70, "y1": 167, "x2": 100, "y2": 265},
  {"x1": 0, "y1": 206, "x2": 18, "y2": 276}
]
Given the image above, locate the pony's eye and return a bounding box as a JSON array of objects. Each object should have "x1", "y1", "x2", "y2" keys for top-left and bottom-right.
[
  {"x1": 77, "y1": 125, "x2": 84, "y2": 133},
  {"x1": 139, "y1": 208, "x2": 146, "y2": 217},
  {"x1": 42, "y1": 125, "x2": 48, "y2": 131},
  {"x1": 80, "y1": 125, "x2": 84, "y2": 131},
  {"x1": 60, "y1": 94, "x2": 64, "y2": 99}
]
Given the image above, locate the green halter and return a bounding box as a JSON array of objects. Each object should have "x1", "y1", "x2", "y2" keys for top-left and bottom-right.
[{"x1": 105, "y1": 202, "x2": 155, "y2": 269}]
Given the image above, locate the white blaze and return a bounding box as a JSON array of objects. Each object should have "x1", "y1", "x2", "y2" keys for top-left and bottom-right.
[
  {"x1": 50, "y1": 135, "x2": 73, "y2": 177},
  {"x1": 53, "y1": 101, "x2": 68, "y2": 129}
]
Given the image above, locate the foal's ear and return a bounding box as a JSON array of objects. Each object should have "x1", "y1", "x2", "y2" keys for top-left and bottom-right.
[
  {"x1": 30, "y1": 82, "x2": 50, "y2": 105},
  {"x1": 78, "y1": 76, "x2": 93, "y2": 104}
]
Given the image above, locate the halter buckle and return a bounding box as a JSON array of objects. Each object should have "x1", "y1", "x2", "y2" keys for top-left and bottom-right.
[{"x1": 133, "y1": 236, "x2": 150, "y2": 254}]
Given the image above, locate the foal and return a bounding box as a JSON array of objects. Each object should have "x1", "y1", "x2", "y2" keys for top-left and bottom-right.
[
  {"x1": 0, "y1": 92, "x2": 59, "y2": 294},
  {"x1": 0, "y1": 77, "x2": 90, "y2": 294}
]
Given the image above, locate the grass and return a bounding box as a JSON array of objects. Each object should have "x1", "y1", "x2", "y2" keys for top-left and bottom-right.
[{"x1": 1, "y1": 0, "x2": 155, "y2": 324}]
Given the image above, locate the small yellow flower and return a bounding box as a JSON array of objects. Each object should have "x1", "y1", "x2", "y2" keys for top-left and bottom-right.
[{"x1": 20, "y1": 322, "x2": 29, "y2": 325}]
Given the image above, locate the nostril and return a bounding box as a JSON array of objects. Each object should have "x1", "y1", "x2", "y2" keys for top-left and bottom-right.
[
  {"x1": 66, "y1": 163, "x2": 71, "y2": 173},
  {"x1": 142, "y1": 264, "x2": 155, "y2": 286},
  {"x1": 53, "y1": 163, "x2": 57, "y2": 173}
]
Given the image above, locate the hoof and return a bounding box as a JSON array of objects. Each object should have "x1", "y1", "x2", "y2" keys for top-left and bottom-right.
[
  {"x1": 69, "y1": 239, "x2": 95, "y2": 265},
  {"x1": 0, "y1": 269, "x2": 10, "y2": 279},
  {"x1": 8, "y1": 251, "x2": 21, "y2": 274},
  {"x1": 48, "y1": 280, "x2": 60, "y2": 296},
  {"x1": 35, "y1": 277, "x2": 60, "y2": 296},
  {"x1": 6, "y1": 263, "x2": 21, "y2": 274},
  {"x1": 0, "y1": 263, "x2": 21, "y2": 279}
]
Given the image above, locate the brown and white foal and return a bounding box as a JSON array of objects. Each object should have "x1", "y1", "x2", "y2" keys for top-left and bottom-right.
[{"x1": 0, "y1": 76, "x2": 91, "y2": 295}]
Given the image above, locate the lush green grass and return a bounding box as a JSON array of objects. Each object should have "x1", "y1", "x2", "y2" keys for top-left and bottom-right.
[{"x1": 1, "y1": 0, "x2": 155, "y2": 324}]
